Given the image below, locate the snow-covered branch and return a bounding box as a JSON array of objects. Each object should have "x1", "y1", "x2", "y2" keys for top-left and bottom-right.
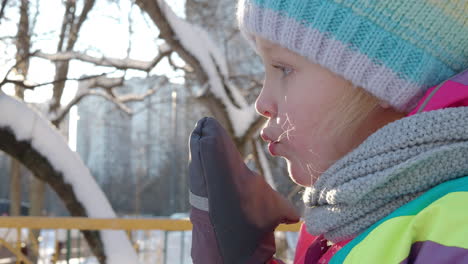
[
  {"x1": 35, "y1": 49, "x2": 171, "y2": 72},
  {"x1": 87, "y1": 90, "x2": 133, "y2": 114},
  {"x1": 237, "y1": 117, "x2": 266, "y2": 147},
  {"x1": 76, "y1": 75, "x2": 165, "y2": 112},
  {"x1": 85, "y1": 75, "x2": 125, "y2": 89},
  {"x1": 59, "y1": 76, "x2": 130, "y2": 119},
  {"x1": 52, "y1": 90, "x2": 88, "y2": 126},
  {"x1": 135, "y1": 0, "x2": 206, "y2": 82},
  {"x1": 0, "y1": 92, "x2": 138, "y2": 264},
  {"x1": 167, "y1": 53, "x2": 191, "y2": 72},
  {"x1": 0, "y1": 51, "x2": 39, "y2": 89},
  {"x1": 118, "y1": 85, "x2": 161, "y2": 103},
  {"x1": 0, "y1": 0, "x2": 8, "y2": 22},
  {"x1": 53, "y1": 75, "x2": 167, "y2": 125},
  {"x1": 38, "y1": 75, "x2": 124, "y2": 125},
  {"x1": 136, "y1": 0, "x2": 261, "y2": 140},
  {"x1": 0, "y1": 72, "x2": 109, "y2": 91}
]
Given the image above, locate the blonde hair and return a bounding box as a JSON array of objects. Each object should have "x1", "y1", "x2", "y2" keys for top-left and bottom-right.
[{"x1": 329, "y1": 82, "x2": 381, "y2": 137}]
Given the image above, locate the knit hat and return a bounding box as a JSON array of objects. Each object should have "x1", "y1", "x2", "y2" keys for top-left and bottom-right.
[{"x1": 237, "y1": 0, "x2": 468, "y2": 112}]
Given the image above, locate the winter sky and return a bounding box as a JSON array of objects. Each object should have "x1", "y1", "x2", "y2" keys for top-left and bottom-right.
[
  {"x1": 1, "y1": 0, "x2": 186, "y2": 105},
  {"x1": 1, "y1": 0, "x2": 186, "y2": 152}
]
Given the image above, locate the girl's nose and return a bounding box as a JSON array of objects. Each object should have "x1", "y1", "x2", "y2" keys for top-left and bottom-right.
[{"x1": 255, "y1": 88, "x2": 276, "y2": 119}]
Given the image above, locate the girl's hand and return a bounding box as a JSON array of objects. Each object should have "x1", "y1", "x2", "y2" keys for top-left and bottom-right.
[{"x1": 189, "y1": 117, "x2": 299, "y2": 264}]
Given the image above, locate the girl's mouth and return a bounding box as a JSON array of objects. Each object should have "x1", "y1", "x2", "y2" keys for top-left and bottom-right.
[{"x1": 268, "y1": 141, "x2": 280, "y2": 156}]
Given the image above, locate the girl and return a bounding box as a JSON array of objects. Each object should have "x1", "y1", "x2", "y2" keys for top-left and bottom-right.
[{"x1": 188, "y1": 0, "x2": 468, "y2": 263}]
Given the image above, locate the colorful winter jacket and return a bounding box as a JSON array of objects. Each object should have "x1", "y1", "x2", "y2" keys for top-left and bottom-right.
[
  {"x1": 329, "y1": 176, "x2": 468, "y2": 264},
  {"x1": 294, "y1": 68, "x2": 468, "y2": 264}
]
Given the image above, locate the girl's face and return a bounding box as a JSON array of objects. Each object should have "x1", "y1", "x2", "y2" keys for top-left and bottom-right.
[{"x1": 255, "y1": 37, "x2": 403, "y2": 187}]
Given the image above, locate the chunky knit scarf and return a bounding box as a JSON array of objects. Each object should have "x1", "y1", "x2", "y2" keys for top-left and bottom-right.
[{"x1": 303, "y1": 107, "x2": 468, "y2": 242}]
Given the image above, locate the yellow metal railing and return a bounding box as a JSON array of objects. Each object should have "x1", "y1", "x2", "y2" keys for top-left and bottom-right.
[
  {"x1": 0, "y1": 217, "x2": 302, "y2": 263},
  {"x1": 0, "y1": 217, "x2": 301, "y2": 231}
]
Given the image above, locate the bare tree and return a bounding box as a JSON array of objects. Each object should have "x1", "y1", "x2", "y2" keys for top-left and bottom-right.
[
  {"x1": 0, "y1": 1, "x2": 291, "y2": 262},
  {"x1": 3, "y1": 0, "x2": 265, "y2": 154},
  {"x1": 49, "y1": 0, "x2": 95, "y2": 111},
  {"x1": 0, "y1": 0, "x2": 8, "y2": 23},
  {"x1": 0, "y1": 0, "x2": 169, "y2": 219},
  {"x1": 9, "y1": 0, "x2": 30, "y2": 217},
  {"x1": 135, "y1": 0, "x2": 265, "y2": 153},
  {"x1": 0, "y1": 122, "x2": 106, "y2": 263},
  {"x1": 0, "y1": 1, "x2": 146, "y2": 262}
]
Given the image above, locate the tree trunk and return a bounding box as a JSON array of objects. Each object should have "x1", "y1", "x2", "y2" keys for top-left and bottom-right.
[
  {"x1": 16, "y1": 0, "x2": 47, "y2": 252},
  {"x1": 29, "y1": 176, "x2": 45, "y2": 262},
  {"x1": 9, "y1": 158, "x2": 21, "y2": 216},
  {"x1": 9, "y1": 0, "x2": 31, "y2": 218},
  {"x1": 29, "y1": 177, "x2": 46, "y2": 216},
  {"x1": 0, "y1": 0, "x2": 9, "y2": 23},
  {"x1": 50, "y1": 0, "x2": 95, "y2": 112}
]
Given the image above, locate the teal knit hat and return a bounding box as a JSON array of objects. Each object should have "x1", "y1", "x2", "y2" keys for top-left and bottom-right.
[{"x1": 237, "y1": 0, "x2": 468, "y2": 111}]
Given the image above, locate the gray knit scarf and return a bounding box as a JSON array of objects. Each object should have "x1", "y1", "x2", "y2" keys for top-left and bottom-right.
[{"x1": 303, "y1": 107, "x2": 468, "y2": 243}]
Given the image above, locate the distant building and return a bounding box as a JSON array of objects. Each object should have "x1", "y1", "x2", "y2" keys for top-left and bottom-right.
[{"x1": 77, "y1": 89, "x2": 132, "y2": 183}]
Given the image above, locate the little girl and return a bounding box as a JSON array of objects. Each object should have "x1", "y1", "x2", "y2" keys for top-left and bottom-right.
[{"x1": 188, "y1": 0, "x2": 468, "y2": 263}]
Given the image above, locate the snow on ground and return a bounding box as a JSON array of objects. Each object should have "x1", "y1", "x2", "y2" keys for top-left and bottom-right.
[
  {"x1": 0, "y1": 93, "x2": 138, "y2": 263},
  {"x1": 0, "y1": 228, "x2": 29, "y2": 243},
  {"x1": 54, "y1": 258, "x2": 98, "y2": 264},
  {"x1": 158, "y1": 0, "x2": 257, "y2": 137},
  {"x1": 31, "y1": 229, "x2": 297, "y2": 264},
  {"x1": 133, "y1": 230, "x2": 192, "y2": 264},
  {"x1": 32, "y1": 229, "x2": 192, "y2": 264}
]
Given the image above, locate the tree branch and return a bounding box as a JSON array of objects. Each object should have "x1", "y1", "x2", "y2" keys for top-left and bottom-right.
[
  {"x1": 135, "y1": 0, "x2": 207, "y2": 83},
  {"x1": 136, "y1": 0, "x2": 238, "y2": 136},
  {"x1": 136, "y1": 0, "x2": 262, "y2": 155},
  {"x1": 66, "y1": 0, "x2": 95, "y2": 51},
  {"x1": 86, "y1": 75, "x2": 125, "y2": 90},
  {"x1": 126, "y1": 3, "x2": 135, "y2": 57},
  {"x1": 86, "y1": 90, "x2": 132, "y2": 114},
  {"x1": 118, "y1": 86, "x2": 161, "y2": 103},
  {"x1": 51, "y1": 91, "x2": 87, "y2": 126},
  {"x1": 51, "y1": 0, "x2": 96, "y2": 112},
  {"x1": 30, "y1": 0, "x2": 40, "y2": 36},
  {"x1": 236, "y1": 116, "x2": 265, "y2": 148},
  {"x1": 52, "y1": 75, "x2": 125, "y2": 125},
  {"x1": 0, "y1": 94, "x2": 109, "y2": 263},
  {"x1": 0, "y1": 72, "x2": 110, "y2": 91},
  {"x1": 57, "y1": 0, "x2": 75, "y2": 52},
  {"x1": 13, "y1": 0, "x2": 30, "y2": 98},
  {"x1": 53, "y1": 74, "x2": 167, "y2": 125},
  {"x1": 167, "y1": 52, "x2": 190, "y2": 72},
  {"x1": 211, "y1": 54, "x2": 240, "y2": 108},
  {"x1": 35, "y1": 50, "x2": 171, "y2": 72},
  {"x1": 0, "y1": 0, "x2": 8, "y2": 23},
  {"x1": 0, "y1": 51, "x2": 38, "y2": 90}
]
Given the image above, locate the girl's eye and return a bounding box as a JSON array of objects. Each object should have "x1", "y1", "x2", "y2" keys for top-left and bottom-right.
[{"x1": 272, "y1": 65, "x2": 293, "y2": 77}]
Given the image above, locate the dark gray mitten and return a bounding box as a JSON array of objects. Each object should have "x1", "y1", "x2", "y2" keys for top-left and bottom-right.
[{"x1": 189, "y1": 117, "x2": 299, "y2": 264}]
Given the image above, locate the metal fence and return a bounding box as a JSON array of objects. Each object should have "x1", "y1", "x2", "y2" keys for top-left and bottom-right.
[{"x1": 0, "y1": 217, "x2": 302, "y2": 264}]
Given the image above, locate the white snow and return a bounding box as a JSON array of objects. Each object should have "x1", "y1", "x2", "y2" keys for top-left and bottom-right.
[
  {"x1": 29, "y1": 229, "x2": 193, "y2": 264},
  {"x1": 158, "y1": 0, "x2": 257, "y2": 137},
  {"x1": 0, "y1": 228, "x2": 29, "y2": 243},
  {"x1": 158, "y1": 42, "x2": 172, "y2": 54},
  {"x1": 0, "y1": 92, "x2": 139, "y2": 263}
]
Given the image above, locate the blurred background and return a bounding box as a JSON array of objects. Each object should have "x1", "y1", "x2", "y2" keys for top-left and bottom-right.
[{"x1": 0, "y1": 0, "x2": 303, "y2": 263}]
